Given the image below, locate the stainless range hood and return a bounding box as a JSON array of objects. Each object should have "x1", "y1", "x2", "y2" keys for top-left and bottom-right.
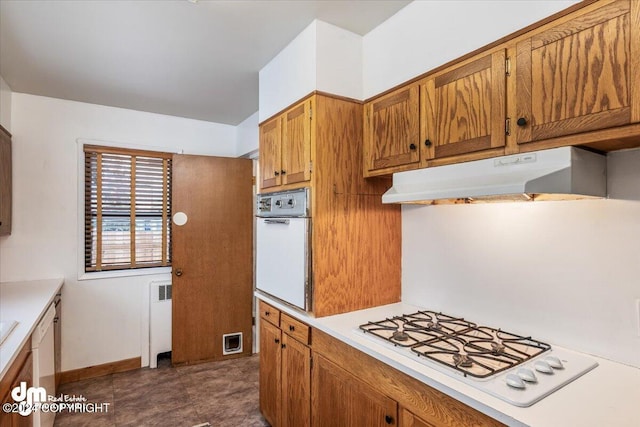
[{"x1": 382, "y1": 147, "x2": 606, "y2": 204}]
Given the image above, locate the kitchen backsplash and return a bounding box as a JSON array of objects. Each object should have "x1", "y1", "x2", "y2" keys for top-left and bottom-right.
[{"x1": 401, "y1": 148, "x2": 640, "y2": 368}]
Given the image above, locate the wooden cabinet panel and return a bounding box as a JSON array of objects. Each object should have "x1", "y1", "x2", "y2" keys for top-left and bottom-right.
[
  {"x1": 281, "y1": 313, "x2": 310, "y2": 345},
  {"x1": 516, "y1": 0, "x2": 639, "y2": 144},
  {"x1": 312, "y1": 354, "x2": 398, "y2": 427},
  {"x1": 422, "y1": 50, "x2": 506, "y2": 162},
  {"x1": 364, "y1": 84, "x2": 420, "y2": 174},
  {"x1": 259, "y1": 320, "x2": 282, "y2": 427},
  {"x1": 0, "y1": 126, "x2": 11, "y2": 236},
  {"x1": 281, "y1": 334, "x2": 311, "y2": 427},
  {"x1": 259, "y1": 117, "x2": 282, "y2": 189},
  {"x1": 400, "y1": 408, "x2": 437, "y2": 427},
  {"x1": 282, "y1": 101, "x2": 311, "y2": 185}
]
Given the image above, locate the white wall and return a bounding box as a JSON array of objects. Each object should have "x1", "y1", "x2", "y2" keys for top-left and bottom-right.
[
  {"x1": 236, "y1": 111, "x2": 259, "y2": 156},
  {"x1": 363, "y1": 0, "x2": 579, "y2": 98},
  {"x1": 402, "y1": 149, "x2": 640, "y2": 367},
  {"x1": 0, "y1": 93, "x2": 237, "y2": 371},
  {"x1": 259, "y1": 20, "x2": 363, "y2": 122},
  {"x1": 0, "y1": 76, "x2": 11, "y2": 131}
]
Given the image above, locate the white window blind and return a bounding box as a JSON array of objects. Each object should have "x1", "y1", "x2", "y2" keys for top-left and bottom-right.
[{"x1": 84, "y1": 145, "x2": 172, "y2": 272}]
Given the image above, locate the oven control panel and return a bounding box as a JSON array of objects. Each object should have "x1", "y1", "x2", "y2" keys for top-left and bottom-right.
[{"x1": 257, "y1": 188, "x2": 310, "y2": 218}]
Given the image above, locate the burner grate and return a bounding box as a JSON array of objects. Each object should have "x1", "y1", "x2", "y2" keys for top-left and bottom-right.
[{"x1": 359, "y1": 312, "x2": 551, "y2": 378}]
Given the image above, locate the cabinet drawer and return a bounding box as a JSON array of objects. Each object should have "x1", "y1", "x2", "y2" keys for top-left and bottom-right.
[
  {"x1": 281, "y1": 313, "x2": 310, "y2": 344},
  {"x1": 259, "y1": 300, "x2": 281, "y2": 326}
]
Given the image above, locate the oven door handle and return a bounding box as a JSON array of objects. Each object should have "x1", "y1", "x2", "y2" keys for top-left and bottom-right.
[{"x1": 264, "y1": 218, "x2": 290, "y2": 225}]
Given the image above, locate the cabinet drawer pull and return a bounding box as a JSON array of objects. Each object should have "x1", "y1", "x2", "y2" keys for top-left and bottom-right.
[
  {"x1": 517, "y1": 117, "x2": 528, "y2": 127},
  {"x1": 409, "y1": 143, "x2": 417, "y2": 150},
  {"x1": 281, "y1": 170, "x2": 286, "y2": 175},
  {"x1": 385, "y1": 415, "x2": 394, "y2": 424},
  {"x1": 289, "y1": 325, "x2": 295, "y2": 332},
  {"x1": 265, "y1": 311, "x2": 270, "y2": 316},
  {"x1": 281, "y1": 343, "x2": 286, "y2": 349},
  {"x1": 424, "y1": 139, "x2": 432, "y2": 147},
  {"x1": 274, "y1": 170, "x2": 280, "y2": 176},
  {"x1": 274, "y1": 338, "x2": 280, "y2": 344}
]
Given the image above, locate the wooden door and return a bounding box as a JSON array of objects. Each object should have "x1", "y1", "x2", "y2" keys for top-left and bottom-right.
[
  {"x1": 281, "y1": 334, "x2": 311, "y2": 427},
  {"x1": 0, "y1": 126, "x2": 11, "y2": 236},
  {"x1": 259, "y1": 320, "x2": 281, "y2": 427},
  {"x1": 364, "y1": 84, "x2": 420, "y2": 174},
  {"x1": 312, "y1": 355, "x2": 398, "y2": 427},
  {"x1": 282, "y1": 99, "x2": 312, "y2": 186},
  {"x1": 422, "y1": 50, "x2": 506, "y2": 162},
  {"x1": 259, "y1": 117, "x2": 282, "y2": 190},
  {"x1": 171, "y1": 155, "x2": 253, "y2": 365},
  {"x1": 515, "y1": 0, "x2": 639, "y2": 144}
]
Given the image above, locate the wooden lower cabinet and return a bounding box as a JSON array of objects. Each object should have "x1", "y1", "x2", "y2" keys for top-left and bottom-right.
[
  {"x1": 399, "y1": 408, "x2": 437, "y2": 427},
  {"x1": 258, "y1": 303, "x2": 311, "y2": 427},
  {"x1": 259, "y1": 320, "x2": 282, "y2": 426},
  {"x1": 312, "y1": 354, "x2": 398, "y2": 427},
  {"x1": 0, "y1": 342, "x2": 34, "y2": 427}
]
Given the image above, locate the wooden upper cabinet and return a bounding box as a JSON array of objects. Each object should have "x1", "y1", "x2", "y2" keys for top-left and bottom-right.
[
  {"x1": 421, "y1": 50, "x2": 507, "y2": 162},
  {"x1": 259, "y1": 116, "x2": 282, "y2": 189},
  {"x1": 282, "y1": 100, "x2": 312, "y2": 186},
  {"x1": 515, "y1": 0, "x2": 640, "y2": 145},
  {"x1": 364, "y1": 84, "x2": 420, "y2": 176},
  {"x1": 259, "y1": 98, "x2": 312, "y2": 191}
]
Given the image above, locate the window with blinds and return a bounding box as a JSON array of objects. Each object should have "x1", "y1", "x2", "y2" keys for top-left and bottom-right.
[{"x1": 84, "y1": 145, "x2": 172, "y2": 272}]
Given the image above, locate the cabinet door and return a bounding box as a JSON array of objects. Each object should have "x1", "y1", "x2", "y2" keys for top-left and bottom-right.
[
  {"x1": 281, "y1": 334, "x2": 311, "y2": 427},
  {"x1": 259, "y1": 117, "x2": 282, "y2": 190},
  {"x1": 282, "y1": 100, "x2": 312, "y2": 186},
  {"x1": 312, "y1": 354, "x2": 398, "y2": 427},
  {"x1": 399, "y1": 408, "x2": 436, "y2": 427},
  {"x1": 516, "y1": 0, "x2": 639, "y2": 144},
  {"x1": 364, "y1": 84, "x2": 420, "y2": 174},
  {"x1": 259, "y1": 320, "x2": 282, "y2": 427},
  {"x1": 0, "y1": 126, "x2": 11, "y2": 236},
  {"x1": 422, "y1": 50, "x2": 506, "y2": 161}
]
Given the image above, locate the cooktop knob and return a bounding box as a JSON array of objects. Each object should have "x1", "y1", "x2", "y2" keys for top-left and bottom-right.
[
  {"x1": 534, "y1": 360, "x2": 554, "y2": 374},
  {"x1": 517, "y1": 368, "x2": 537, "y2": 383},
  {"x1": 545, "y1": 355, "x2": 564, "y2": 369},
  {"x1": 506, "y1": 374, "x2": 526, "y2": 389}
]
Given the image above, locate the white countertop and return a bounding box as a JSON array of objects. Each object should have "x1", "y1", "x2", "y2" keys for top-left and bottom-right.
[
  {"x1": 0, "y1": 278, "x2": 64, "y2": 380},
  {"x1": 256, "y1": 292, "x2": 640, "y2": 427}
]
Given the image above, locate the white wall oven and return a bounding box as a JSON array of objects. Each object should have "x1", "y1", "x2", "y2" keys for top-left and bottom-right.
[{"x1": 256, "y1": 188, "x2": 311, "y2": 311}]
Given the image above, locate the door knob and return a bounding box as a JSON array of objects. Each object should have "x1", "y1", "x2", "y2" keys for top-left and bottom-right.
[{"x1": 175, "y1": 268, "x2": 183, "y2": 277}]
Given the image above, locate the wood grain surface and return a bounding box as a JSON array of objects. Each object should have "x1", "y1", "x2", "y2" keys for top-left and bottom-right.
[{"x1": 313, "y1": 329, "x2": 505, "y2": 427}]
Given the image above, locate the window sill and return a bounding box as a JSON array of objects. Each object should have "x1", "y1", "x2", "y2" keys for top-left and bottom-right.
[{"x1": 78, "y1": 266, "x2": 172, "y2": 281}]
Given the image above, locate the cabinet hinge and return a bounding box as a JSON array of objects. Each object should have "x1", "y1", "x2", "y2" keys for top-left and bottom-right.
[
  {"x1": 505, "y1": 57, "x2": 511, "y2": 77},
  {"x1": 505, "y1": 117, "x2": 511, "y2": 136},
  {"x1": 309, "y1": 106, "x2": 313, "y2": 120},
  {"x1": 309, "y1": 160, "x2": 313, "y2": 173}
]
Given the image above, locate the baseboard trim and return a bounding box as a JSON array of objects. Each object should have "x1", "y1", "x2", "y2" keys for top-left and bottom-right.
[{"x1": 60, "y1": 357, "x2": 141, "y2": 384}]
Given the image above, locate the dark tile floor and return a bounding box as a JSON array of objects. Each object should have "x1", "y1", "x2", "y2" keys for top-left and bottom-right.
[{"x1": 54, "y1": 354, "x2": 269, "y2": 427}]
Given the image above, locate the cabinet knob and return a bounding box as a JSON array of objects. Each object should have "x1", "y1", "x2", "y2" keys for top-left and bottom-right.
[
  {"x1": 175, "y1": 268, "x2": 183, "y2": 277},
  {"x1": 274, "y1": 170, "x2": 280, "y2": 176},
  {"x1": 409, "y1": 143, "x2": 417, "y2": 150},
  {"x1": 281, "y1": 170, "x2": 286, "y2": 175},
  {"x1": 281, "y1": 343, "x2": 286, "y2": 349},
  {"x1": 275, "y1": 338, "x2": 280, "y2": 344},
  {"x1": 385, "y1": 415, "x2": 394, "y2": 424},
  {"x1": 289, "y1": 325, "x2": 295, "y2": 332},
  {"x1": 424, "y1": 139, "x2": 432, "y2": 147},
  {"x1": 265, "y1": 311, "x2": 270, "y2": 316},
  {"x1": 516, "y1": 117, "x2": 528, "y2": 127}
]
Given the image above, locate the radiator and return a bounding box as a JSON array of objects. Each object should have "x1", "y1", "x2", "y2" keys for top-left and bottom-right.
[{"x1": 149, "y1": 280, "x2": 172, "y2": 368}]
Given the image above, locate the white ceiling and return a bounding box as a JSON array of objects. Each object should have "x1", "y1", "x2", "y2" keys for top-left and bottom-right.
[{"x1": 0, "y1": 0, "x2": 410, "y2": 125}]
